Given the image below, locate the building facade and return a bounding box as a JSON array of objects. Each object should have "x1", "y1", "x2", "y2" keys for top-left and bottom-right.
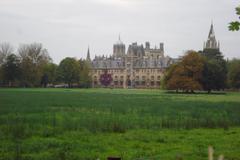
[{"x1": 88, "y1": 37, "x2": 174, "y2": 88}]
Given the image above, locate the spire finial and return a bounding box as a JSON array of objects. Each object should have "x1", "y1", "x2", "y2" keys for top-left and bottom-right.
[
  {"x1": 119, "y1": 33, "x2": 121, "y2": 41},
  {"x1": 87, "y1": 45, "x2": 91, "y2": 61}
]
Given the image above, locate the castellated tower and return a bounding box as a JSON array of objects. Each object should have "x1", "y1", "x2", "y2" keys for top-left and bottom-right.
[
  {"x1": 144, "y1": 42, "x2": 165, "y2": 59},
  {"x1": 113, "y1": 35, "x2": 126, "y2": 58}
]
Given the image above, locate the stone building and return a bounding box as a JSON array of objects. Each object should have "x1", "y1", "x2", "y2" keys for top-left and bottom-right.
[{"x1": 88, "y1": 36, "x2": 173, "y2": 88}]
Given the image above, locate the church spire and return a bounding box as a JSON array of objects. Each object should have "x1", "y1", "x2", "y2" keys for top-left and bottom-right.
[
  {"x1": 204, "y1": 21, "x2": 219, "y2": 50},
  {"x1": 87, "y1": 46, "x2": 91, "y2": 61},
  {"x1": 208, "y1": 21, "x2": 215, "y2": 39}
]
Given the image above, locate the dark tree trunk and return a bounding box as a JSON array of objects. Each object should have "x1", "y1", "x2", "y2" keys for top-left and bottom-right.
[{"x1": 208, "y1": 89, "x2": 211, "y2": 94}]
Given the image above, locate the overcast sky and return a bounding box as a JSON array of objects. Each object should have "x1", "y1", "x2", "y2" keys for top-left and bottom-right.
[{"x1": 0, "y1": 0, "x2": 240, "y2": 63}]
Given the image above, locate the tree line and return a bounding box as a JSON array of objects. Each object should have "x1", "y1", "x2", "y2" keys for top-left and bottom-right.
[
  {"x1": 0, "y1": 42, "x2": 91, "y2": 88},
  {"x1": 163, "y1": 49, "x2": 240, "y2": 93},
  {"x1": 1, "y1": 42, "x2": 240, "y2": 91}
]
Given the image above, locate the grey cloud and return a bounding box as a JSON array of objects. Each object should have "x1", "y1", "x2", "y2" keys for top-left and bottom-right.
[{"x1": 0, "y1": 0, "x2": 239, "y2": 63}]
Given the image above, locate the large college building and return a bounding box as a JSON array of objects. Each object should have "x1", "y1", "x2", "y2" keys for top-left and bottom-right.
[
  {"x1": 87, "y1": 23, "x2": 220, "y2": 89},
  {"x1": 87, "y1": 37, "x2": 174, "y2": 88}
]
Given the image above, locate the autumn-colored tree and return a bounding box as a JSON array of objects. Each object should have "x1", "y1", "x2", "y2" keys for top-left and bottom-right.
[{"x1": 165, "y1": 51, "x2": 204, "y2": 93}]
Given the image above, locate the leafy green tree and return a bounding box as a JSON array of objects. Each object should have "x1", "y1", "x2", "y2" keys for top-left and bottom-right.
[
  {"x1": 79, "y1": 59, "x2": 91, "y2": 88},
  {"x1": 57, "y1": 57, "x2": 80, "y2": 87},
  {"x1": 2, "y1": 54, "x2": 21, "y2": 87},
  {"x1": 0, "y1": 43, "x2": 14, "y2": 86},
  {"x1": 201, "y1": 49, "x2": 227, "y2": 92},
  {"x1": 0, "y1": 66, "x2": 3, "y2": 85},
  {"x1": 229, "y1": 5, "x2": 240, "y2": 31},
  {"x1": 18, "y1": 43, "x2": 52, "y2": 87},
  {"x1": 227, "y1": 59, "x2": 240, "y2": 89},
  {"x1": 42, "y1": 63, "x2": 58, "y2": 86}
]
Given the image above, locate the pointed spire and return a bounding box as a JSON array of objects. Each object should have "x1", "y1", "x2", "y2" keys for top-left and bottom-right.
[
  {"x1": 87, "y1": 46, "x2": 91, "y2": 61},
  {"x1": 208, "y1": 22, "x2": 215, "y2": 38},
  {"x1": 204, "y1": 21, "x2": 219, "y2": 50},
  {"x1": 119, "y1": 33, "x2": 121, "y2": 41}
]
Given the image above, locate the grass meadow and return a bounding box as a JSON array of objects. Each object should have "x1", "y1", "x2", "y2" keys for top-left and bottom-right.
[{"x1": 0, "y1": 88, "x2": 240, "y2": 160}]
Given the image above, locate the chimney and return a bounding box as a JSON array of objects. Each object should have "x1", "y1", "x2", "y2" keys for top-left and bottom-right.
[
  {"x1": 145, "y1": 42, "x2": 150, "y2": 50},
  {"x1": 160, "y1": 43, "x2": 164, "y2": 52}
]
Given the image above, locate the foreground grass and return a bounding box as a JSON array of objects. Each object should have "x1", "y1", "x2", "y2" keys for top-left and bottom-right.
[{"x1": 0, "y1": 88, "x2": 240, "y2": 159}]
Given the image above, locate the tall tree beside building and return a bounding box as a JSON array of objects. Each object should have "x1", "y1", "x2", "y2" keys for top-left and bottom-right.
[
  {"x1": 201, "y1": 50, "x2": 227, "y2": 92},
  {"x1": 79, "y1": 59, "x2": 91, "y2": 88},
  {"x1": 57, "y1": 57, "x2": 80, "y2": 87},
  {"x1": 201, "y1": 22, "x2": 227, "y2": 92},
  {"x1": 18, "y1": 43, "x2": 52, "y2": 87}
]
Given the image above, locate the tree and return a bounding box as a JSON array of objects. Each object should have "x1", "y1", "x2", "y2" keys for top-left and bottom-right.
[
  {"x1": 42, "y1": 63, "x2": 58, "y2": 86},
  {"x1": 2, "y1": 54, "x2": 21, "y2": 87},
  {"x1": 79, "y1": 59, "x2": 91, "y2": 88},
  {"x1": 165, "y1": 51, "x2": 204, "y2": 93},
  {"x1": 57, "y1": 57, "x2": 80, "y2": 87},
  {"x1": 229, "y1": 5, "x2": 240, "y2": 31},
  {"x1": 18, "y1": 43, "x2": 52, "y2": 87},
  {"x1": 227, "y1": 59, "x2": 240, "y2": 89},
  {"x1": 201, "y1": 49, "x2": 227, "y2": 92},
  {"x1": 0, "y1": 66, "x2": 3, "y2": 86},
  {"x1": 0, "y1": 42, "x2": 14, "y2": 65}
]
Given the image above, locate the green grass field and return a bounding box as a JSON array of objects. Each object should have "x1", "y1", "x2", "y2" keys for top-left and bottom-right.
[{"x1": 0, "y1": 89, "x2": 240, "y2": 160}]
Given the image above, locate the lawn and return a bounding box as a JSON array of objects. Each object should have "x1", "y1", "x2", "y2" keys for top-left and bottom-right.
[{"x1": 0, "y1": 88, "x2": 240, "y2": 160}]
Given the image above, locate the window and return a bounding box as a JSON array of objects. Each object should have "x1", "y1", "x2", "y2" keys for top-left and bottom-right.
[
  {"x1": 120, "y1": 81, "x2": 123, "y2": 85},
  {"x1": 151, "y1": 81, "x2": 155, "y2": 86},
  {"x1": 135, "y1": 81, "x2": 139, "y2": 86}
]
